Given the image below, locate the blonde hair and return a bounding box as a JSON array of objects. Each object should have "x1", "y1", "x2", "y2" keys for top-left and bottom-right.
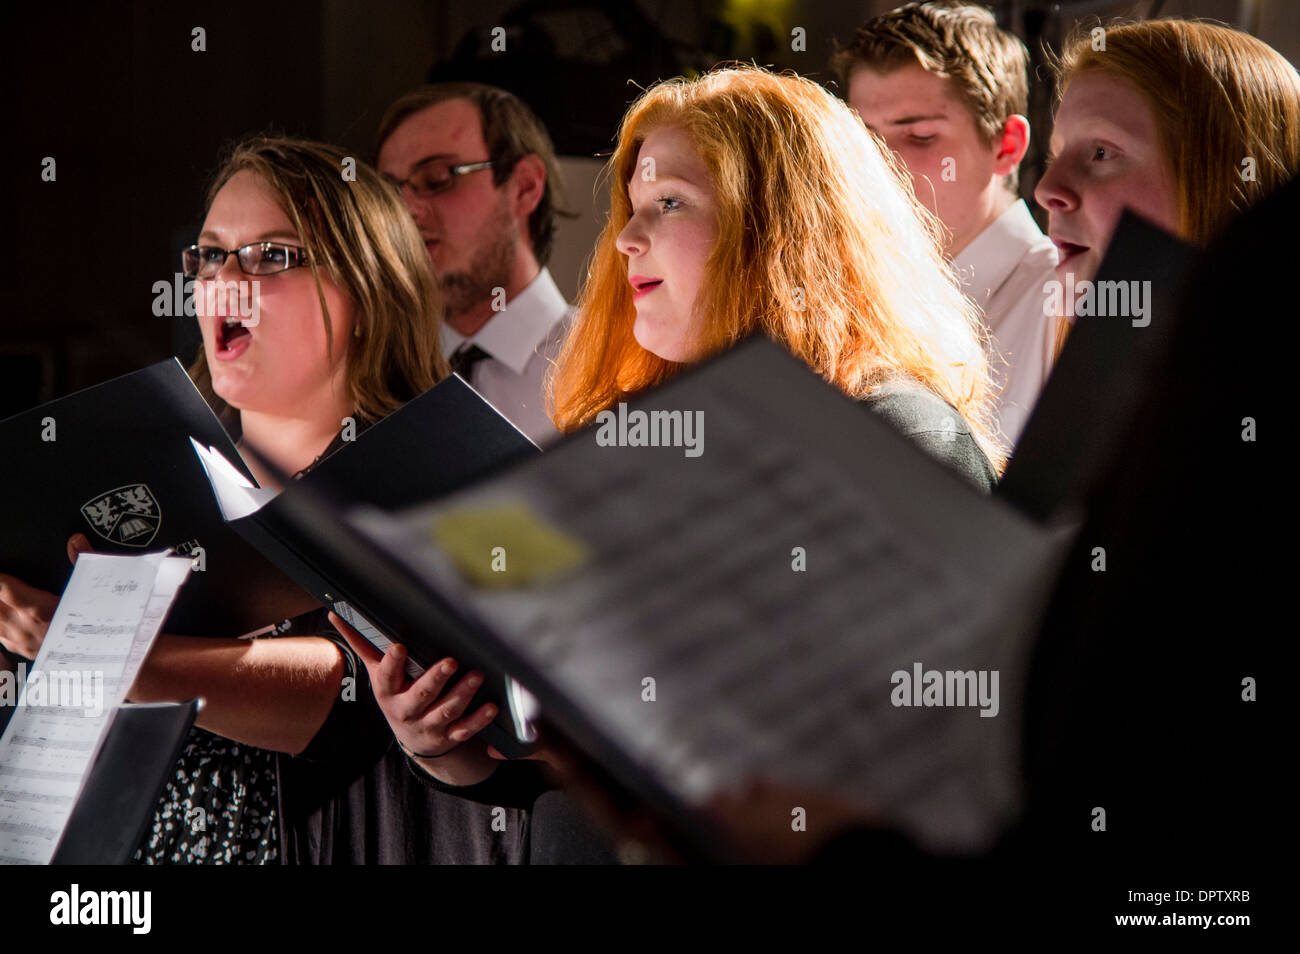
[
  {"x1": 1055, "y1": 19, "x2": 1300, "y2": 245},
  {"x1": 549, "y1": 64, "x2": 1004, "y2": 467},
  {"x1": 189, "y1": 136, "x2": 448, "y2": 427}
]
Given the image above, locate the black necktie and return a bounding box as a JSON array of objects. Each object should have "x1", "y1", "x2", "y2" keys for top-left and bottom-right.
[{"x1": 449, "y1": 344, "x2": 491, "y2": 380}]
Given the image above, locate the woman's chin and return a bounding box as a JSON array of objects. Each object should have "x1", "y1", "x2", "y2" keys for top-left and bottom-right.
[
  {"x1": 633, "y1": 319, "x2": 695, "y2": 364},
  {"x1": 209, "y1": 378, "x2": 255, "y2": 412}
]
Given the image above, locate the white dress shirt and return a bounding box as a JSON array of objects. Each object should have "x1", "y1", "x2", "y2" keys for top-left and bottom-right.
[
  {"x1": 441, "y1": 267, "x2": 572, "y2": 448},
  {"x1": 952, "y1": 199, "x2": 1059, "y2": 448}
]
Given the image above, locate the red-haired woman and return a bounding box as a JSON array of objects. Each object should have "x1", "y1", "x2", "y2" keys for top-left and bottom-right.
[{"x1": 549, "y1": 63, "x2": 1005, "y2": 482}]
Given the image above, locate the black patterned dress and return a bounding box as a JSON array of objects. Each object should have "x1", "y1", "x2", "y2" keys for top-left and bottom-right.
[{"x1": 135, "y1": 729, "x2": 280, "y2": 863}]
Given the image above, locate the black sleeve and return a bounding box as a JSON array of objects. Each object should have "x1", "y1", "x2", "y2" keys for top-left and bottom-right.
[
  {"x1": 862, "y1": 386, "x2": 998, "y2": 492},
  {"x1": 527, "y1": 789, "x2": 621, "y2": 864},
  {"x1": 403, "y1": 752, "x2": 551, "y2": 810},
  {"x1": 901, "y1": 429, "x2": 998, "y2": 493},
  {"x1": 407, "y1": 756, "x2": 622, "y2": 862}
]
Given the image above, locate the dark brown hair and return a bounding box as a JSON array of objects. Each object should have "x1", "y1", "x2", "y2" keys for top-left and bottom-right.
[{"x1": 377, "y1": 82, "x2": 570, "y2": 266}]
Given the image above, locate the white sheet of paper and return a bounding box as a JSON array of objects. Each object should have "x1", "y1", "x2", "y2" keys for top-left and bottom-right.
[
  {"x1": 189, "y1": 437, "x2": 277, "y2": 520},
  {"x1": 0, "y1": 551, "x2": 191, "y2": 864}
]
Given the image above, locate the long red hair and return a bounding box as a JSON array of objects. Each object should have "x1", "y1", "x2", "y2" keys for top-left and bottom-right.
[{"x1": 548, "y1": 64, "x2": 1004, "y2": 467}]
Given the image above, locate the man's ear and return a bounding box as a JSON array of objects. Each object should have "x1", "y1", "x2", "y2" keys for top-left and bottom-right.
[
  {"x1": 508, "y1": 154, "x2": 546, "y2": 221},
  {"x1": 994, "y1": 115, "x2": 1030, "y2": 176}
]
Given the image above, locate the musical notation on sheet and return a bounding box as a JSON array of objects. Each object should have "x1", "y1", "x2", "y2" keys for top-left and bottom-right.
[{"x1": 0, "y1": 552, "x2": 190, "y2": 864}]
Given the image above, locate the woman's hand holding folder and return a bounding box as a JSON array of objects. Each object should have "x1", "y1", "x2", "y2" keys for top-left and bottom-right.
[{"x1": 330, "y1": 611, "x2": 502, "y2": 787}]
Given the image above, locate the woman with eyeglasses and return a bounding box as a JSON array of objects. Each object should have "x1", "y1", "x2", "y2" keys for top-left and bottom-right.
[
  {"x1": 154, "y1": 136, "x2": 446, "y2": 864},
  {"x1": 0, "y1": 136, "x2": 520, "y2": 863}
]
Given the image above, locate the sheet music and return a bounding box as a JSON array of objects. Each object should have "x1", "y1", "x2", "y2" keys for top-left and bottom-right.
[
  {"x1": 0, "y1": 552, "x2": 190, "y2": 864},
  {"x1": 352, "y1": 343, "x2": 1073, "y2": 853}
]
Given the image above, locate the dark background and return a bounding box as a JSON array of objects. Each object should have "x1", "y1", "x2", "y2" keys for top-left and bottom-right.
[{"x1": 4, "y1": 0, "x2": 1295, "y2": 416}]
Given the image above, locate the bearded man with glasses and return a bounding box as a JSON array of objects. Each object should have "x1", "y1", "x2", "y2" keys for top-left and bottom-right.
[{"x1": 376, "y1": 82, "x2": 573, "y2": 447}]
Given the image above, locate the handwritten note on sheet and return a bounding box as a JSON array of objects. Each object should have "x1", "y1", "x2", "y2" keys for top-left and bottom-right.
[{"x1": 0, "y1": 552, "x2": 190, "y2": 864}]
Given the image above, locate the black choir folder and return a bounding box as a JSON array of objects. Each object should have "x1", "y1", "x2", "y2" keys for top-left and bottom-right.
[
  {"x1": 192, "y1": 373, "x2": 542, "y2": 758},
  {"x1": 999, "y1": 212, "x2": 1194, "y2": 520},
  {"x1": 230, "y1": 337, "x2": 1076, "y2": 861},
  {"x1": 0, "y1": 360, "x2": 314, "y2": 638},
  {"x1": 52, "y1": 700, "x2": 200, "y2": 865}
]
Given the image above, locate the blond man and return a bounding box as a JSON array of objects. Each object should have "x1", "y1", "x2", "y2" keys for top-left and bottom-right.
[{"x1": 833, "y1": 1, "x2": 1057, "y2": 447}]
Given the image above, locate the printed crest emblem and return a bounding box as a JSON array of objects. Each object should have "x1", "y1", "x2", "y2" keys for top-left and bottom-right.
[{"x1": 81, "y1": 484, "x2": 162, "y2": 547}]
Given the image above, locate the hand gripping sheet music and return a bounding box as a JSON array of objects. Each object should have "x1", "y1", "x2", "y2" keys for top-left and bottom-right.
[{"x1": 0, "y1": 551, "x2": 191, "y2": 864}]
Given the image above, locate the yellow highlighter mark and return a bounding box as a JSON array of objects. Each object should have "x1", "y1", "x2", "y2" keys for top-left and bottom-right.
[{"x1": 432, "y1": 502, "x2": 588, "y2": 588}]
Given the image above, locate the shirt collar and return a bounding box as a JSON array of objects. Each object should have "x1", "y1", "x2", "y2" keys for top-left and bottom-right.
[
  {"x1": 951, "y1": 199, "x2": 1047, "y2": 306},
  {"x1": 440, "y1": 268, "x2": 569, "y2": 375}
]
